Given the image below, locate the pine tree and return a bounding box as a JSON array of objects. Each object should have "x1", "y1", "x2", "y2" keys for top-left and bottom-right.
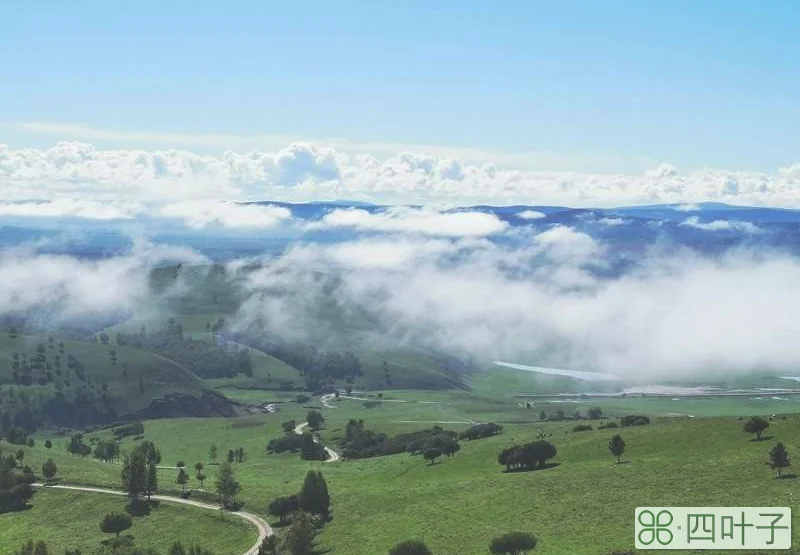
[
  {"x1": 176, "y1": 467, "x2": 189, "y2": 495},
  {"x1": 770, "y1": 442, "x2": 791, "y2": 478},
  {"x1": 215, "y1": 462, "x2": 241, "y2": 508},
  {"x1": 299, "y1": 471, "x2": 330, "y2": 519},
  {"x1": 145, "y1": 462, "x2": 158, "y2": 500},
  {"x1": 608, "y1": 434, "x2": 626, "y2": 464}
]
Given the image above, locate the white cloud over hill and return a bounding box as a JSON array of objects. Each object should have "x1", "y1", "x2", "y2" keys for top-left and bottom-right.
[{"x1": 3, "y1": 141, "x2": 800, "y2": 209}]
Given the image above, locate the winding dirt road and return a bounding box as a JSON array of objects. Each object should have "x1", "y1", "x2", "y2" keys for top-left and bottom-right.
[
  {"x1": 293, "y1": 422, "x2": 341, "y2": 462},
  {"x1": 33, "y1": 483, "x2": 271, "y2": 555}
]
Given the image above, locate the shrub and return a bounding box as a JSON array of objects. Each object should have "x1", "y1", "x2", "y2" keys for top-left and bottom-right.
[
  {"x1": 599, "y1": 421, "x2": 618, "y2": 429},
  {"x1": 572, "y1": 424, "x2": 593, "y2": 432},
  {"x1": 620, "y1": 415, "x2": 650, "y2": 427},
  {"x1": 458, "y1": 423, "x2": 503, "y2": 440}
]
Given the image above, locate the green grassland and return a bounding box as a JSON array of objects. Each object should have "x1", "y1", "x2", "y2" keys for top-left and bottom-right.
[
  {"x1": 0, "y1": 488, "x2": 255, "y2": 554},
  {"x1": 9, "y1": 390, "x2": 800, "y2": 555},
  {"x1": 0, "y1": 333, "x2": 214, "y2": 417}
]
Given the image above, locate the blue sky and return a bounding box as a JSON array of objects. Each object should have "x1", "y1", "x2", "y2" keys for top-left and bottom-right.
[{"x1": 3, "y1": 0, "x2": 800, "y2": 172}]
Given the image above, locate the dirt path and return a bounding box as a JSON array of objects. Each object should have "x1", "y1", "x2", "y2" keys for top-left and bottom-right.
[
  {"x1": 293, "y1": 422, "x2": 341, "y2": 462},
  {"x1": 32, "y1": 483, "x2": 271, "y2": 555}
]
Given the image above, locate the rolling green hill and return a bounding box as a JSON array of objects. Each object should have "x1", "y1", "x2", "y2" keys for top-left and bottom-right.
[
  {"x1": 11, "y1": 390, "x2": 800, "y2": 555},
  {"x1": 0, "y1": 488, "x2": 255, "y2": 555},
  {"x1": 0, "y1": 332, "x2": 234, "y2": 429}
]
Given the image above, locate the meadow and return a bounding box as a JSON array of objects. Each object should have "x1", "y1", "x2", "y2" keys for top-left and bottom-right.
[
  {"x1": 0, "y1": 488, "x2": 255, "y2": 555},
  {"x1": 7, "y1": 386, "x2": 800, "y2": 555}
]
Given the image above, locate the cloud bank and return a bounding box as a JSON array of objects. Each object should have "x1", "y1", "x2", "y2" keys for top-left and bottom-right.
[{"x1": 4, "y1": 141, "x2": 800, "y2": 208}]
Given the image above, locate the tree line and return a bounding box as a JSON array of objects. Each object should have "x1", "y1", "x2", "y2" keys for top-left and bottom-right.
[{"x1": 115, "y1": 321, "x2": 252, "y2": 379}]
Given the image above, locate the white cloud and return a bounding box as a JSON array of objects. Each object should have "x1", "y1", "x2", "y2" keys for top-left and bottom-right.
[
  {"x1": 0, "y1": 199, "x2": 141, "y2": 220},
  {"x1": 158, "y1": 201, "x2": 293, "y2": 229},
  {"x1": 0, "y1": 240, "x2": 206, "y2": 323},
  {"x1": 680, "y1": 216, "x2": 762, "y2": 233},
  {"x1": 3, "y1": 141, "x2": 800, "y2": 208},
  {"x1": 517, "y1": 210, "x2": 546, "y2": 220},
  {"x1": 230, "y1": 232, "x2": 800, "y2": 379},
  {"x1": 308, "y1": 207, "x2": 508, "y2": 237},
  {"x1": 597, "y1": 217, "x2": 625, "y2": 226}
]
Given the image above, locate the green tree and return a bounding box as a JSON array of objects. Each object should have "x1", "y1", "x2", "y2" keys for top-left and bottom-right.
[
  {"x1": 388, "y1": 540, "x2": 433, "y2": 555},
  {"x1": 609, "y1": 434, "x2": 626, "y2": 464},
  {"x1": 744, "y1": 416, "x2": 770, "y2": 441},
  {"x1": 268, "y1": 494, "x2": 300, "y2": 525},
  {"x1": 215, "y1": 462, "x2": 241, "y2": 508},
  {"x1": 299, "y1": 470, "x2": 330, "y2": 518},
  {"x1": 257, "y1": 536, "x2": 279, "y2": 555},
  {"x1": 423, "y1": 447, "x2": 442, "y2": 465},
  {"x1": 195, "y1": 462, "x2": 206, "y2": 488},
  {"x1": 145, "y1": 462, "x2": 158, "y2": 500},
  {"x1": 587, "y1": 407, "x2": 603, "y2": 419},
  {"x1": 121, "y1": 452, "x2": 146, "y2": 503},
  {"x1": 44, "y1": 440, "x2": 52, "y2": 449},
  {"x1": 99, "y1": 512, "x2": 132, "y2": 538},
  {"x1": 306, "y1": 410, "x2": 324, "y2": 431},
  {"x1": 209, "y1": 445, "x2": 218, "y2": 463},
  {"x1": 489, "y1": 531, "x2": 538, "y2": 555},
  {"x1": 176, "y1": 467, "x2": 189, "y2": 495},
  {"x1": 282, "y1": 510, "x2": 317, "y2": 555},
  {"x1": 41, "y1": 459, "x2": 57, "y2": 483},
  {"x1": 769, "y1": 442, "x2": 791, "y2": 478}
]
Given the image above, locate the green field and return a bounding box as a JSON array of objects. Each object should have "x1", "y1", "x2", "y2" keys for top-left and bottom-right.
[
  {"x1": 0, "y1": 488, "x2": 255, "y2": 555},
  {"x1": 7, "y1": 388, "x2": 800, "y2": 555}
]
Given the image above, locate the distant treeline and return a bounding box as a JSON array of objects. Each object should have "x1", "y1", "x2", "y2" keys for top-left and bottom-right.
[
  {"x1": 225, "y1": 333, "x2": 362, "y2": 389},
  {"x1": 115, "y1": 320, "x2": 252, "y2": 378},
  {"x1": 341, "y1": 420, "x2": 460, "y2": 460}
]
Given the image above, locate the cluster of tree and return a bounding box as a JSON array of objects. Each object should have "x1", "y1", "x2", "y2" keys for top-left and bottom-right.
[
  {"x1": 339, "y1": 420, "x2": 459, "y2": 461},
  {"x1": 227, "y1": 335, "x2": 362, "y2": 391},
  {"x1": 458, "y1": 422, "x2": 503, "y2": 441},
  {"x1": 9, "y1": 345, "x2": 85, "y2": 388},
  {"x1": 226, "y1": 448, "x2": 246, "y2": 463},
  {"x1": 267, "y1": 426, "x2": 327, "y2": 461},
  {"x1": 112, "y1": 422, "x2": 144, "y2": 440},
  {"x1": 0, "y1": 386, "x2": 46, "y2": 435},
  {"x1": 0, "y1": 450, "x2": 35, "y2": 513},
  {"x1": 387, "y1": 532, "x2": 537, "y2": 555},
  {"x1": 12, "y1": 539, "x2": 216, "y2": 555},
  {"x1": 498, "y1": 440, "x2": 557, "y2": 471},
  {"x1": 4, "y1": 425, "x2": 30, "y2": 445},
  {"x1": 740, "y1": 417, "x2": 792, "y2": 478},
  {"x1": 115, "y1": 323, "x2": 252, "y2": 379},
  {"x1": 94, "y1": 439, "x2": 121, "y2": 463},
  {"x1": 620, "y1": 415, "x2": 650, "y2": 427},
  {"x1": 67, "y1": 434, "x2": 92, "y2": 457},
  {"x1": 267, "y1": 471, "x2": 331, "y2": 524},
  {"x1": 121, "y1": 442, "x2": 161, "y2": 504},
  {"x1": 306, "y1": 411, "x2": 324, "y2": 431},
  {"x1": 406, "y1": 432, "x2": 460, "y2": 463},
  {"x1": 215, "y1": 462, "x2": 241, "y2": 508},
  {"x1": 573, "y1": 424, "x2": 593, "y2": 432}
]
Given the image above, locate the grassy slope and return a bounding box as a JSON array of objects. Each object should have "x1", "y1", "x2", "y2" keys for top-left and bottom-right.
[
  {"x1": 0, "y1": 334, "x2": 210, "y2": 415},
  {"x1": 13, "y1": 392, "x2": 800, "y2": 555},
  {"x1": 0, "y1": 488, "x2": 255, "y2": 555}
]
